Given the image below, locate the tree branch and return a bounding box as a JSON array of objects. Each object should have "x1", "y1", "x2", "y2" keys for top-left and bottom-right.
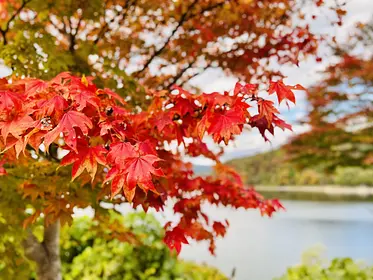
[
  {"x1": 48, "y1": 18, "x2": 66, "y2": 34},
  {"x1": 164, "y1": 60, "x2": 196, "y2": 90},
  {"x1": 178, "y1": 64, "x2": 212, "y2": 87},
  {"x1": 93, "y1": 0, "x2": 136, "y2": 45},
  {"x1": 0, "y1": 0, "x2": 32, "y2": 45},
  {"x1": 134, "y1": 0, "x2": 199, "y2": 77},
  {"x1": 189, "y1": 0, "x2": 226, "y2": 18},
  {"x1": 69, "y1": 14, "x2": 84, "y2": 53},
  {"x1": 134, "y1": 0, "x2": 226, "y2": 77}
]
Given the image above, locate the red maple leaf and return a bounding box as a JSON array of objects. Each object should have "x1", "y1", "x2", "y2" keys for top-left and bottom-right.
[
  {"x1": 123, "y1": 154, "x2": 163, "y2": 191},
  {"x1": 107, "y1": 142, "x2": 137, "y2": 165},
  {"x1": 43, "y1": 110, "x2": 93, "y2": 152},
  {"x1": 196, "y1": 111, "x2": 211, "y2": 140},
  {"x1": 164, "y1": 227, "x2": 189, "y2": 254},
  {"x1": 268, "y1": 80, "x2": 305, "y2": 104},
  {"x1": 101, "y1": 88, "x2": 126, "y2": 105},
  {"x1": 108, "y1": 171, "x2": 137, "y2": 202},
  {"x1": 71, "y1": 87, "x2": 100, "y2": 111},
  {"x1": 36, "y1": 95, "x2": 68, "y2": 121},
  {"x1": 61, "y1": 140, "x2": 107, "y2": 181},
  {"x1": 207, "y1": 108, "x2": 246, "y2": 144},
  {"x1": 171, "y1": 98, "x2": 195, "y2": 117},
  {"x1": 234, "y1": 82, "x2": 258, "y2": 96},
  {"x1": 212, "y1": 221, "x2": 227, "y2": 237},
  {"x1": 0, "y1": 114, "x2": 35, "y2": 143},
  {"x1": 273, "y1": 116, "x2": 292, "y2": 131},
  {"x1": 107, "y1": 141, "x2": 164, "y2": 200},
  {"x1": 153, "y1": 112, "x2": 174, "y2": 132},
  {"x1": 250, "y1": 115, "x2": 274, "y2": 142},
  {"x1": 0, "y1": 90, "x2": 23, "y2": 113},
  {"x1": 22, "y1": 79, "x2": 49, "y2": 97},
  {"x1": 257, "y1": 99, "x2": 279, "y2": 123},
  {"x1": 198, "y1": 92, "x2": 233, "y2": 107}
]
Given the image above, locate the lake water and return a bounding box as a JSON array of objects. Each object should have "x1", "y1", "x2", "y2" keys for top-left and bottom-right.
[
  {"x1": 112, "y1": 194, "x2": 373, "y2": 280},
  {"x1": 178, "y1": 199, "x2": 373, "y2": 280}
]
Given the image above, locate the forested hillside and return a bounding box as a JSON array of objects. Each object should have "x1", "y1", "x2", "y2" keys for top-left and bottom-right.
[{"x1": 227, "y1": 149, "x2": 373, "y2": 186}]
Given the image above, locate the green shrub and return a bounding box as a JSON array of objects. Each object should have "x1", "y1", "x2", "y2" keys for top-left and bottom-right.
[
  {"x1": 62, "y1": 212, "x2": 178, "y2": 280},
  {"x1": 295, "y1": 169, "x2": 322, "y2": 185},
  {"x1": 0, "y1": 212, "x2": 227, "y2": 280},
  {"x1": 64, "y1": 212, "x2": 227, "y2": 280},
  {"x1": 334, "y1": 167, "x2": 373, "y2": 186},
  {"x1": 276, "y1": 247, "x2": 373, "y2": 280}
]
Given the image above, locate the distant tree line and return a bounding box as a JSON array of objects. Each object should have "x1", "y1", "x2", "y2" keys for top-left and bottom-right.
[{"x1": 228, "y1": 149, "x2": 373, "y2": 186}]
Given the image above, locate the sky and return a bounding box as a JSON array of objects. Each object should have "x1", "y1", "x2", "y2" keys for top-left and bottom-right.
[{"x1": 1, "y1": 0, "x2": 372, "y2": 165}]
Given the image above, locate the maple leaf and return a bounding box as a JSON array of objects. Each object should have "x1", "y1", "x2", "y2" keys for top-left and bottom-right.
[
  {"x1": 22, "y1": 183, "x2": 42, "y2": 201},
  {"x1": 22, "y1": 78, "x2": 49, "y2": 97},
  {"x1": 0, "y1": 90, "x2": 23, "y2": 113},
  {"x1": 213, "y1": 221, "x2": 227, "y2": 237},
  {"x1": 198, "y1": 92, "x2": 232, "y2": 107},
  {"x1": 43, "y1": 110, "x2": 93, "y2": 152},
  {"x1": 234, "y1": 82, "x2": 258, "y2": 96},
  {"x1": 250, "y1": 115, "x2": 274, "y2": 142},
  {"x1": 273, "y1": 116, "x2": 292, "y2": 131},
  {"x1": 122, "y1": 154, "x2": 163, "y2": 192},
  {"x1": 186, "y1": 139, "x2": 218, "y2": 160},
  {"x1": 50, "y1": 72, "x2": 73, "y2": 85},
  {"x1": 36, "y1": 95, "x2": 68, "y2": 121},
  {"x1": 214, "y1": 162, "x2": 243, "y2": 186},
  {"x1": 132, "y1": 190, "x2": 165, "y2": 212},
  {"x1": 107, "y1": 142, "x2": 137, "y2": 165},
  {"x1": 153, "y1": 112, "x2": 174, "y2": 132},
  {"x1": 257, "y1": 99, "x2": 279, "y2": 123},
  {"x1": 109, "y1": 171, "x2": 136, "y2": 201},
  {"x1": 259, "y1": 199, "x2": 285, "y2": 217},
  {"x1": 171, "y1": 98, "x2": 195, "y2": 117},
  {"x1": 71, "y1": 87, "x2": 100, "y2": 111},
  {"x1": 196, "y1": 112, "x2": 211, "y2": 140},
  {"x1": 207, "y1": 108, "x2": 246, "y2": 144},
  {"x1": 107, "y1": 141, "x2": 164, "y2": 200},
  {"x1": 61, "y1": 141, "x2": 107, "y2": 182},
  {"x1": 0, "y1": 114, "x2": 35, "y2": 144},
  {"x1": 164, "y1": 227, "x2": 189, "y2": 255},
  {"x1": 101, "y1": 88, "x2": 126, "y2": 105},
  {"x1": 268, "y1": 80, "x2": 305, "y2": 104},
  {"x1": 23, "y1": 210, "x2": 41, "y2": 229}
]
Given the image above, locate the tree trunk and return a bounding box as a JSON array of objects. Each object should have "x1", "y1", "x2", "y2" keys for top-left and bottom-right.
[{"x1": 23, "y1": 220, "x2": 62, "y2": 280}]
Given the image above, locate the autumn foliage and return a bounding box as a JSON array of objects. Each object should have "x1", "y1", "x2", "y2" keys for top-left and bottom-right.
[
  {"x1": 0, "y1": 72, "x2": 305, "y2": 253},
  {"x1": 0, "y1": 1, "x2": 348, "y2": 278},
  {"x1": 287, "y1": 19, "x2": 373, "y2": 170},
  {"x1": 1, "y1": 0, "x2": 344, "y2": 106}
]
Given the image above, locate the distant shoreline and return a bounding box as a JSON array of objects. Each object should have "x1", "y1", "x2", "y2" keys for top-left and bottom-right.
[{"x1": 255, "y1": 185, "x2": 373, "y2": 196}]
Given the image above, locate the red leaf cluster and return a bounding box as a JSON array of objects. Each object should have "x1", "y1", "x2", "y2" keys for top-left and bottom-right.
[{"x1": 0, "y1": 73, "x2": 298, "y2": 254}]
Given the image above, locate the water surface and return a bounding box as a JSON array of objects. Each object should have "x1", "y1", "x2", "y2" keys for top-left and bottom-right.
[{"x1": 178, "y1": 199, "x2": 373, "y2": 279}]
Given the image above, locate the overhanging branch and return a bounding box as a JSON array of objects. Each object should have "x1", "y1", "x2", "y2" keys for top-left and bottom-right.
[{"x1": 0, "y1": 0, "x2": 32, "y2": 45}]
